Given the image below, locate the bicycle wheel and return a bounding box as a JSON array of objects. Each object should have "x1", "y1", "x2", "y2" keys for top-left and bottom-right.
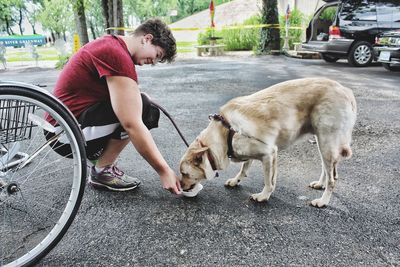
[{"x1": 0, "y1": 84, "x2": 86, "y2": 266}]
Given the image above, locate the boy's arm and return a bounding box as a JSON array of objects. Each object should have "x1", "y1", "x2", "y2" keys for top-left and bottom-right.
[{"x1": 106, "y1": 75, "x2": 181, "y2": 194}]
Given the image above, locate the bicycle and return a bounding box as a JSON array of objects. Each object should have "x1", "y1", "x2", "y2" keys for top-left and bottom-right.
[{"x1": 0, "y1": 81, "x2": 87, "y2": 266}]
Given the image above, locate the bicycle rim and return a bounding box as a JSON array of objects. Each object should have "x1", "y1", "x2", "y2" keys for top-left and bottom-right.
[{"x1": 0, "y1": 90, "x2": 86, "y2": 266}]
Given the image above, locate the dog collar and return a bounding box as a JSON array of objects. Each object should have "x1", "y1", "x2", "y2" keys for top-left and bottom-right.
[
  {"x1": 206, "y1": 151, "x2": 219, "y2": 177},
  {"x1": 208, "y1": 114, "x2": 236, "y2": 158},
  {"x1": 205, "y1": 149, "x2": 217, "y2": 171},
  {"x1": 199, "y1": 141, "x2": 219, "y2": 177}
]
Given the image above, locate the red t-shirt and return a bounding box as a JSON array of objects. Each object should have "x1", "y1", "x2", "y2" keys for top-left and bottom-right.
[{"x1": 48, "y1": 35, "x2": 137, "y2": 124}]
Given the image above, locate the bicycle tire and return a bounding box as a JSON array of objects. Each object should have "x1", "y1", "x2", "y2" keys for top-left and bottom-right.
[{"x1": 0, "y1": 84, "x2": 86, "y2": 267}]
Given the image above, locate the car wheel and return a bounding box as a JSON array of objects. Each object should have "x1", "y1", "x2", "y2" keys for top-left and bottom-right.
[
  {"x1": 382, "y1": 63, "x2": 400, "y2": 71},
  {"x1": 348, "y1": 41, "x2": 373, "y2": 67},
  {"x1": 320, "y1": 53, "x2": 339, "y2": 63}
]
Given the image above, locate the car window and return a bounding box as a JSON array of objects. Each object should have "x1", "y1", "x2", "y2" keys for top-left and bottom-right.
[
  {"x1": 340, "y1": 0, "x2": 378, "y2": 21},
  {"x1": 377, "y1": 0, "x2": 400, "y2": 23},
  {"x1": 319, "y1": 6, "x2": 338, "y2": 21}
]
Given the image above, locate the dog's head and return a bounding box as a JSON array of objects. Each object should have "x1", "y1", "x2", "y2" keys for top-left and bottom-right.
[{"x1": 179, "y1": 140, "x2": 216, "y2": 191}]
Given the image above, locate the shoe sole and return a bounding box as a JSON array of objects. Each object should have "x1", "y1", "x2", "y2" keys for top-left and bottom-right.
[{"x1": 88, "y1": 177, "x2": 140, "y2": 192}]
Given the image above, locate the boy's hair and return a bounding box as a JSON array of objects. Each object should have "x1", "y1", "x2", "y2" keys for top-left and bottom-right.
[{"x1": 132, "y1": 18, "x2": 176, "y2": 63}]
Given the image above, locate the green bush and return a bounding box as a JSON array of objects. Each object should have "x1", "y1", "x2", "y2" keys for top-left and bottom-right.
[
  {"x1": 197, "y1": 15, "x2": 261, "y2": 51},
  {"x1": 55, "y1": 54, "x2": 71, "y2": 70},
  {"x1": 197, "y1": 9, "x2": 308, "y2": 51}
]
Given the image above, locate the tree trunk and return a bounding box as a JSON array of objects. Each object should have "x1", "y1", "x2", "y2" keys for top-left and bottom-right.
[
  {"x1": 101, "y1": 0, "x2": 111, "y2": 33},
  {"x1": 259, "y1": 0, "x2": 280, "y2": 54},
  {"x1": 6, "y1": 27, "x2": 12, "y2": 36},
  {"x1": 101, "y1": 0, "x2": 124, "y2": 35},
  {"x1": 73, "y1": 0, "x2": 90, "y2": 45},
  {"x1": 18, "y1": 8, "x2": 24, "y2": 35},
  {"x1": 51, "y1": 31, "x2": 56, "y2": 44},
  {"x1": 6, "y1": 19, "x2": 14, "y2": 35},
  {"x1": 114, "y1": 0, "x2": 124, "y2": 35},
  {"x1": 88, "y1": 20, "x2": 97, "y2": 40}
]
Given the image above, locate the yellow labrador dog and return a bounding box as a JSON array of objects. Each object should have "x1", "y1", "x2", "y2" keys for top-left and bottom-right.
[{"x1": 179, "y1": 78, "x2": 357, "y2": 208}]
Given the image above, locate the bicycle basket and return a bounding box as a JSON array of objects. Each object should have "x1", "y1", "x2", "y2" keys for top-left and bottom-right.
[{"x1": 0, "y1": 99, "x2": 36, "y2": 144}]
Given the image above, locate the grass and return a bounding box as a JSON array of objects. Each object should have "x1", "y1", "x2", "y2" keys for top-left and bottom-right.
[
  {"x1": 177, "y1": 41, "x2": 196, "y2": 53},
  {"x1": 3, "y1": 42, "x2": 197, "y2": 62},
  {"x1": 4, "y1": 46, "x2": 60, "y2": 62}
]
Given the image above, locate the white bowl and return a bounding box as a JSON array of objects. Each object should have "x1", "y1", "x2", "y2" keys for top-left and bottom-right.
[{"x1": 181, "y1": 183, "x2": 203, "y2": 197}]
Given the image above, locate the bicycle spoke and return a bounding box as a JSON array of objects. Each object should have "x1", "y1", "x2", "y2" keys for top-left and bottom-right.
[
  {"x1": 22, "y1": 175, "x2": 73, "y2": 192},
  {"x1": 19, "y1": 189, "x2": 56, "y2": 229},
  {"x1": 9, "y1": 140, "x2": 71, "y2": 185},
  {"x1": 1, "y1": 202, "x2": 5, "y2": 266},
  {"x1": 4, "y1": 202, "x2": 29, "y2": 262},
  {"x1": 6, "y1": 121, "x2": 59, "y2": 183},
  {"x1": 23, "y1": 196, "x2": 65, "y2": 214},
  {"x1": 0, "y1": 87, "x2": 86, "y2": 265},
  {"x1": 17, "y1": 162, "x2": 73, "y2": 187}
]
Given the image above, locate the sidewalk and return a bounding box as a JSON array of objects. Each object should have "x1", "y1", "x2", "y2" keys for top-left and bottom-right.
[
  {"x1": 1, "y1": 52, "x2": 257, "y2": 72},
  {"x1": 0, "y1": 50, "x2": 317, "y2": 73},
  {"x1": 1, "y1": 60, "x2": 57, "y2": 72}
]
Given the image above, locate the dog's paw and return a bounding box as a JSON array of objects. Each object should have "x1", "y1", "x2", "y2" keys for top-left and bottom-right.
[
  {"x1": 309, "y1": 181, "x2": 325, "y2": 190},
  {"x1": 310, "y1": 198, "x2": 327, "y2": 208},
  {"x1": 224, "y1": 178, "x2": 240, "y2": 187},
  {"x1": 250, "y1": 193, "x2": 269, "y2": 202}
]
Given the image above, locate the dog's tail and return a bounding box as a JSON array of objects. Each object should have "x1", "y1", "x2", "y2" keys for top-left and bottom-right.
[{"x1": 340, "y1": 144, "x2": 352, "y2": 159}]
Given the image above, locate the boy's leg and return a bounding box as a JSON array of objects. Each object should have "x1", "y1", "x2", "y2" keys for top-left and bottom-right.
[
  {"x1": 78, "y1": 102, "x2": 141, "y2": 191},
  {"x1": 96, "y1": 138, "x2": 129, "y2": 168}
]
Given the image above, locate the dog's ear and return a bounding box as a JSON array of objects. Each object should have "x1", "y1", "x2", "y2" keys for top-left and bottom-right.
[{"x1": 192, "y1": 146, "x2": 208, "y2": 166}]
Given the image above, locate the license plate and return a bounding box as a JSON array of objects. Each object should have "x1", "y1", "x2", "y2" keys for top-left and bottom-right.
[{"x1": 379, "y1": 51, "x2": 391, "y2": 61}]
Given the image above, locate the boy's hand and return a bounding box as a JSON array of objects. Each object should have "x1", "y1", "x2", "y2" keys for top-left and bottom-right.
[{"x1": 160, "y1": 168, "x2": 182, "y2": 195}]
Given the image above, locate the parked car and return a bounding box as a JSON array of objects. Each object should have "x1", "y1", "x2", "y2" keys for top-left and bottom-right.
[
  {"x1": 374, "y1": 30, "x2": 400, "y2": 71},
  {"x1": 302, "y1": 0, "x2": 400, "y2": 67}
]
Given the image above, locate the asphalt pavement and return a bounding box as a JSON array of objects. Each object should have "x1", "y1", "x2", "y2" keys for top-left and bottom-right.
[{"x1": 1, "y1": 54, "x2": 399, "y2": 266}]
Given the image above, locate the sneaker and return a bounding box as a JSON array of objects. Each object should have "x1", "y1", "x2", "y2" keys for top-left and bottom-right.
[{"x1": 89, "y1": 165, "x2": 141, "y2": 191}]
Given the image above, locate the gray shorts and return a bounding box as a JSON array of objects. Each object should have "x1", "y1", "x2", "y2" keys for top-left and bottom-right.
[{"x1": 45, "y1": 97, "x2": 160, "y2": 160}]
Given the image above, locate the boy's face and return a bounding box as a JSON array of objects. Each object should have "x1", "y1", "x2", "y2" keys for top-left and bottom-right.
[{"x1": 133, "y1": 34, "x2": 165, "y2": 66}]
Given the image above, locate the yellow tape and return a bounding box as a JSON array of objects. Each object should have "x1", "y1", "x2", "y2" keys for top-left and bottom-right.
[
  {"x1": 106, "y1": 24, "x2": 304, "y2": 32},
  {"x1": 171, "y1": 24, "x2": 304, "y2": 31},
  {"x1": 105, "y1": 27, "x2": 135, "y2": 31}
]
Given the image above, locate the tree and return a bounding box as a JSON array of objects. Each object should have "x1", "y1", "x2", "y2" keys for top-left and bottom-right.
[
  {"x1": 0, "y1": 0, "x2": 17, "y2": 35},
  {"x1": 15, "y1": 0, "x2": 26, "y2": 35},
  {"x1": 85, "y1": 0, "x2": 104, "y2": 39},
  {"x1": 24, "y1": 1, "x2": 44, "y2": 35},
  {"x1": 38, "y1": 0, "x2": 73, "y2": 41},
  {"x1": 173, "y1": 0, "x2": 231, "y2": 22},
  {"x1": 259, "y1": 0, "x2": 280, "y2": 54},
  {"x1": 0, "y1": 0, "x2": 28, "y2": 35},
  {"x1": 72, "y1": 0, "x2": 89, "y2": 45},
  {"x1": 101, "y1": 0, "x2": 124, "y2": 35},
  {"x1": 122, "y1": 0, "x2": 233, "y2": 25}
]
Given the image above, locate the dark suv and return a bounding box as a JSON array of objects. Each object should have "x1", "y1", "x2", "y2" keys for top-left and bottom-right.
[{"x1": 302, "y1": 0, "x2": 400, "y2": 67}]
